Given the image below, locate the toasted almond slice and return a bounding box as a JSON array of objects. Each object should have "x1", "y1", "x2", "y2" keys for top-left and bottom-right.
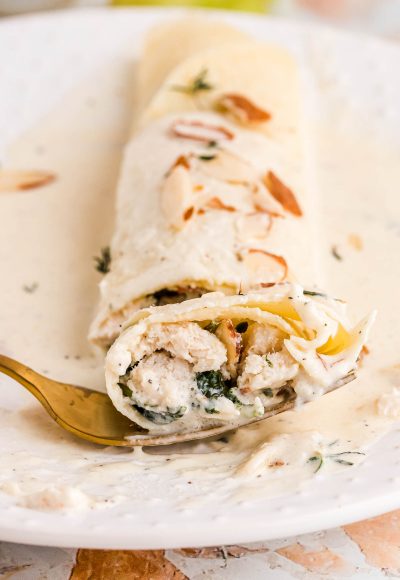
[
  {"x1": 264, "y1": 171, "x2": 302, "y2": 217},
  {"x1": 217, "y1": 93, "x2": 271, "y2": 125},
  {"x1": 171, "y1": 119, "x2": 234, "y2": 143},
  {"x1": 0, "y1": 170, "x2": 55, "y2": 192},
  {"x1": 348, "y1": 233, "x2": 363, "y2": 251},
  {"x1": 241, "y1": 248, "x2": 288, "y2": 286},
  {"x1": 169, "y1": 155, "x2": 191, "y2": 173},
  {"x1": 358, "y1": 345, "x2": 370, "y2": 366},
  {"x1": 204, "y1": 197, "x2": 236, "y2": 212},
  {"x1": 253, "y1": 203, "x2": 282, "y2": 219},
  {"x1": 252, "y1": 183, "x2": 285, "y2": 217},
  {"x1": 215, "y1": 319, "x2": 242, "y2": 378},
  {"x1": 235, "y1": 213, "x2": 272, "y2": 241},
  {"x1": 161, "y1": 165, "x2": 193, "y2": 230},
  {"x1": 200, "y1": 149, "x2": 257, "y2": 184},
  {"x1": 183, "y1": 206, "x2": 194, "y2": 221}
]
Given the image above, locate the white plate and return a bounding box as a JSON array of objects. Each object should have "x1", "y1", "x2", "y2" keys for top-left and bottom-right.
[{"x1": 0, "y1": 7, "x2": 400, "y2": 550}]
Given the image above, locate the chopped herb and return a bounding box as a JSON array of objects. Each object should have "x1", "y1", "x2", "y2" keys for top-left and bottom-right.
[
  {"x1": 225, "y1": 389, "x2": 242, "y2": 406},
  {"x1": 331, "y1": 245, "x2": 343, "y2": 261},
  {"x1": 196, "y1": 370, "x2": 226, "y2": 398},
  {"x1": 205, "y1": 321, "x2": 220, "y2": 333},
  {"x1": 118, "y1": 382, "x2": 133, "y2": 398},
  {"x1": 94, "y1": 246, "x2": 111, "y2": 274},
  {"x1": 205, "y1": 407, "x2": 220, "y2": 414},
  {"x1": 207, "y1": 140, "x2": 218, "y2": 148},
  {"x1": 22, "y1": 282, "x2": 38, "y2": 293},
  {"x1": 308, "y1": 453, "x2": 324, "y2": 473},
  {"x1": 196, "y1": 371, "x2": 243, "y2": 407},
  {"x1": 133, "y1": 405, "x2": 186, "y2": 425},
  {"x1": 198, "y1": 154, "x2": 216, "y2": 161},
  {"x1": 235, "y1": 321, "x2": 248, "y2": 333},
  {"x1": 303, "y1": 290, "x2": 327, "y2": 298},
  {"x1": 171, "y1": 68, "x2": 214, "y2": 95},
  {"x1": 265, "y1": 355, "x2": 273, "y2": 367},
  {"x1": 329, "y1": 451, "x2": 365, "y2": 466},
  {"x1": 263, "y1": 388, "x2": 273, "y2": 397},
  {"x1": 308, "y1": 450, "x2": 365, "y2": 472}
]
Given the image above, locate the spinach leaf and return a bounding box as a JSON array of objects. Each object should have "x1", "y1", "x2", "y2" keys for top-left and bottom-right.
[
  {"x1": 133, "y1": 405, "x2": 186, "y2": 425},
  {"x1": 196, "y1": 370, "x2": 226, "y2": 398},
  {"x1": 118, "y1": 382, "x2": 133, "y2": 398}
]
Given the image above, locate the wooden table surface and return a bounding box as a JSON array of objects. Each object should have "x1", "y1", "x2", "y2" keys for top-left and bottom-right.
[{"x1": 1, "y1": 510, "x2": 400, "y2": 578}]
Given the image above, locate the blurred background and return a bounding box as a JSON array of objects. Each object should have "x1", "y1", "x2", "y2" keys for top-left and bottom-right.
[{"x1": 0, "y1": 0, "x2": 399, "y2": 40}]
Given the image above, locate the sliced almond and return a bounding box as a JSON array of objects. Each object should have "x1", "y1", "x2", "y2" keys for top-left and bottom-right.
[
  {"x1": 204, "y1": 197, "x2": 236, "y2": 212},
  {"x1": 0, "y1": 170, "x2": 55, "y2": 192},
  {"x1": 215, "y1": 319, "x2": 242, "y2": 378},
  {"x1": 171, "y1": 119, "x2": 234, "y2": 143},
  {"x1": 161, "y1": 165, "x2": 193, "y2": 230},
  {"x1": 253, "y1": 203, "x2": 282, "y2": 219},
  {"x1": 235, "y1": 212, "x2": 272, "y2": 241},
  {"x1": 217, "y1": 93, "x2": 271, "y2": 125},
  {"x1": 241, "y1": 248, "x2": 288, "y2": 286},
  {"x1": 200, "y1": 149, "x2": 257, "y2": 184},
  {"x1": 183, "y1": 206, "x2": 194, "y2": 221},
  {"x1": 168, "y1": 155, "x2": 191, "y2": 174},
  {"x1": 252, "y1": 183, "x2": 285, "y2": 217},
  {"x1": 264, "y1": 171, "x2": 302, "y2": 217},
  {"x1": 358, "y1": 345, "x2": 370, "y2": 366},
  {"x1": 348, "y1": 233, "x2": 363, "y2": 251}
]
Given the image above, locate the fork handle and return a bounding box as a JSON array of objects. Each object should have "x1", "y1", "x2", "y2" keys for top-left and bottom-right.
[{"x1": 0, "y1": 354, "x2": 45, "y2": 393}]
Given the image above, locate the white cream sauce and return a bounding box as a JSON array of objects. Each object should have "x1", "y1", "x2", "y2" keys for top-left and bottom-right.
[{"x1": 0, "y1": 67, "x2": 399, "y2": 512}]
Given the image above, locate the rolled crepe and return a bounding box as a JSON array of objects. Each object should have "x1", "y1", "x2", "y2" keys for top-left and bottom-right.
[
  {"x1": 94, "y1": 20, "x2": 374, "y2": 436},
  {"x1": 89, "y1": 22, "x2": 315, "y2": 347},
  {"x1": 105, "y1": 284, "x2": 375, "y2": 434}
]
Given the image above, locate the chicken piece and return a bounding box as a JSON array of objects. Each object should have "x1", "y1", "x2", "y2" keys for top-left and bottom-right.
[
  {"x1": 128, "y1": 351, "x2": 194, "y2": 411},
  {"x1": 237, "y1": 350, "x2": 298, "y2": 394},
  {"x1": 215, "y1": 319, "x2": 242, "y2": 378},
  {"x1": 136, "y1": 322, "x2": 227, "y2": 373},
  {"x1": 242, "y1": 323, "x2": 286, "y2": 359}
]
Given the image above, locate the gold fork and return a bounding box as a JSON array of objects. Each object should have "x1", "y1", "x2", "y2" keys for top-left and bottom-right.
[{"x1": 0, "y1": 354, "x2": 355, "y2": 448}]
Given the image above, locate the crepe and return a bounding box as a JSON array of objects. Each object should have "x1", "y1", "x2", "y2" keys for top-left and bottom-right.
[
  {"x1": 105, "y1": 284, "x2": 374, "y2": 434},
  {"x1": 89, "y1": 21, "x2": 316, "y2": 347},
  {"x1": 91, "y1": 19, "x2": 374, "y2": 436}
]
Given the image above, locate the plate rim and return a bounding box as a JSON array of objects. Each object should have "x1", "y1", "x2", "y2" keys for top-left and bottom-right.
[{"x1": 1, "y1": 6, "x2": 400, "y2": 550}]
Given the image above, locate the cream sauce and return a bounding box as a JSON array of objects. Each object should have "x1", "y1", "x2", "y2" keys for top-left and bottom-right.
[{"x1": 0, "y1": 66, "x2": 399, "y2": 511}]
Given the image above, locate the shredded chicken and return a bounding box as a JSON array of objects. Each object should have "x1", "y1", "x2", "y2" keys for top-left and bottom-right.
[
  {"x1": 242, "y1": 323, "x2": 286, "y2": 358},
  {"x1": 237, "y1": 350, "x2": 299, "y2": 393},
  {"x1": 128, "y1": 351, "x2": 194, "y2": 410},
  {"x1": 134, "y1": 322, "x2": 227, "y2": 373}
]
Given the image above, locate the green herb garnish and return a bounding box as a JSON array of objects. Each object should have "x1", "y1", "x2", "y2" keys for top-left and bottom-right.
[
  {"x1": 204, "y1": 321, "x2": 220, "y2": 333},
  {"x1": 331, "y1": 245, "x2": 343, "y2": 261},
  {"x1": 263, "y1": 388, "x2": 273, "y2": 398},
  {"x1": 171, "y1": 69, "x2": 214, "y2": 95},
  {"x1": 196, "y1": 370, "x2": 226, "y2": 399},
  {"x1": 308, "y1": 453, "x2": 324, "y2": 473},
  {"x1": 303, "y1": 290, "x2": 327, "y2": 298},
  {"x1": 265, "y1": 355, "x2": 273, "y2": 367},
  {"x1": 133, "y1": 405, "x2": 186, "y2": 425},
  {"x1": 118, "y1": 382, "x2": 133, "y2": 398},
  {"x1": 198, "y1": 154, "x2": 216, "y2": 161},
  {"x1": 94, "y1": 246, "x2": 111, "y2": 274},
  {"x1": 308, "y1": 450, "x2": 365, "y2": 473},
  {"x1": 22, "y1": 282, "x2": 39, "y2": 294}
]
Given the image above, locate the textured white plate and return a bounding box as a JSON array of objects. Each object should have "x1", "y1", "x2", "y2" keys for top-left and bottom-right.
[{"x1": 0, "y1": 7, "x2": 400, "y2": 550}]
